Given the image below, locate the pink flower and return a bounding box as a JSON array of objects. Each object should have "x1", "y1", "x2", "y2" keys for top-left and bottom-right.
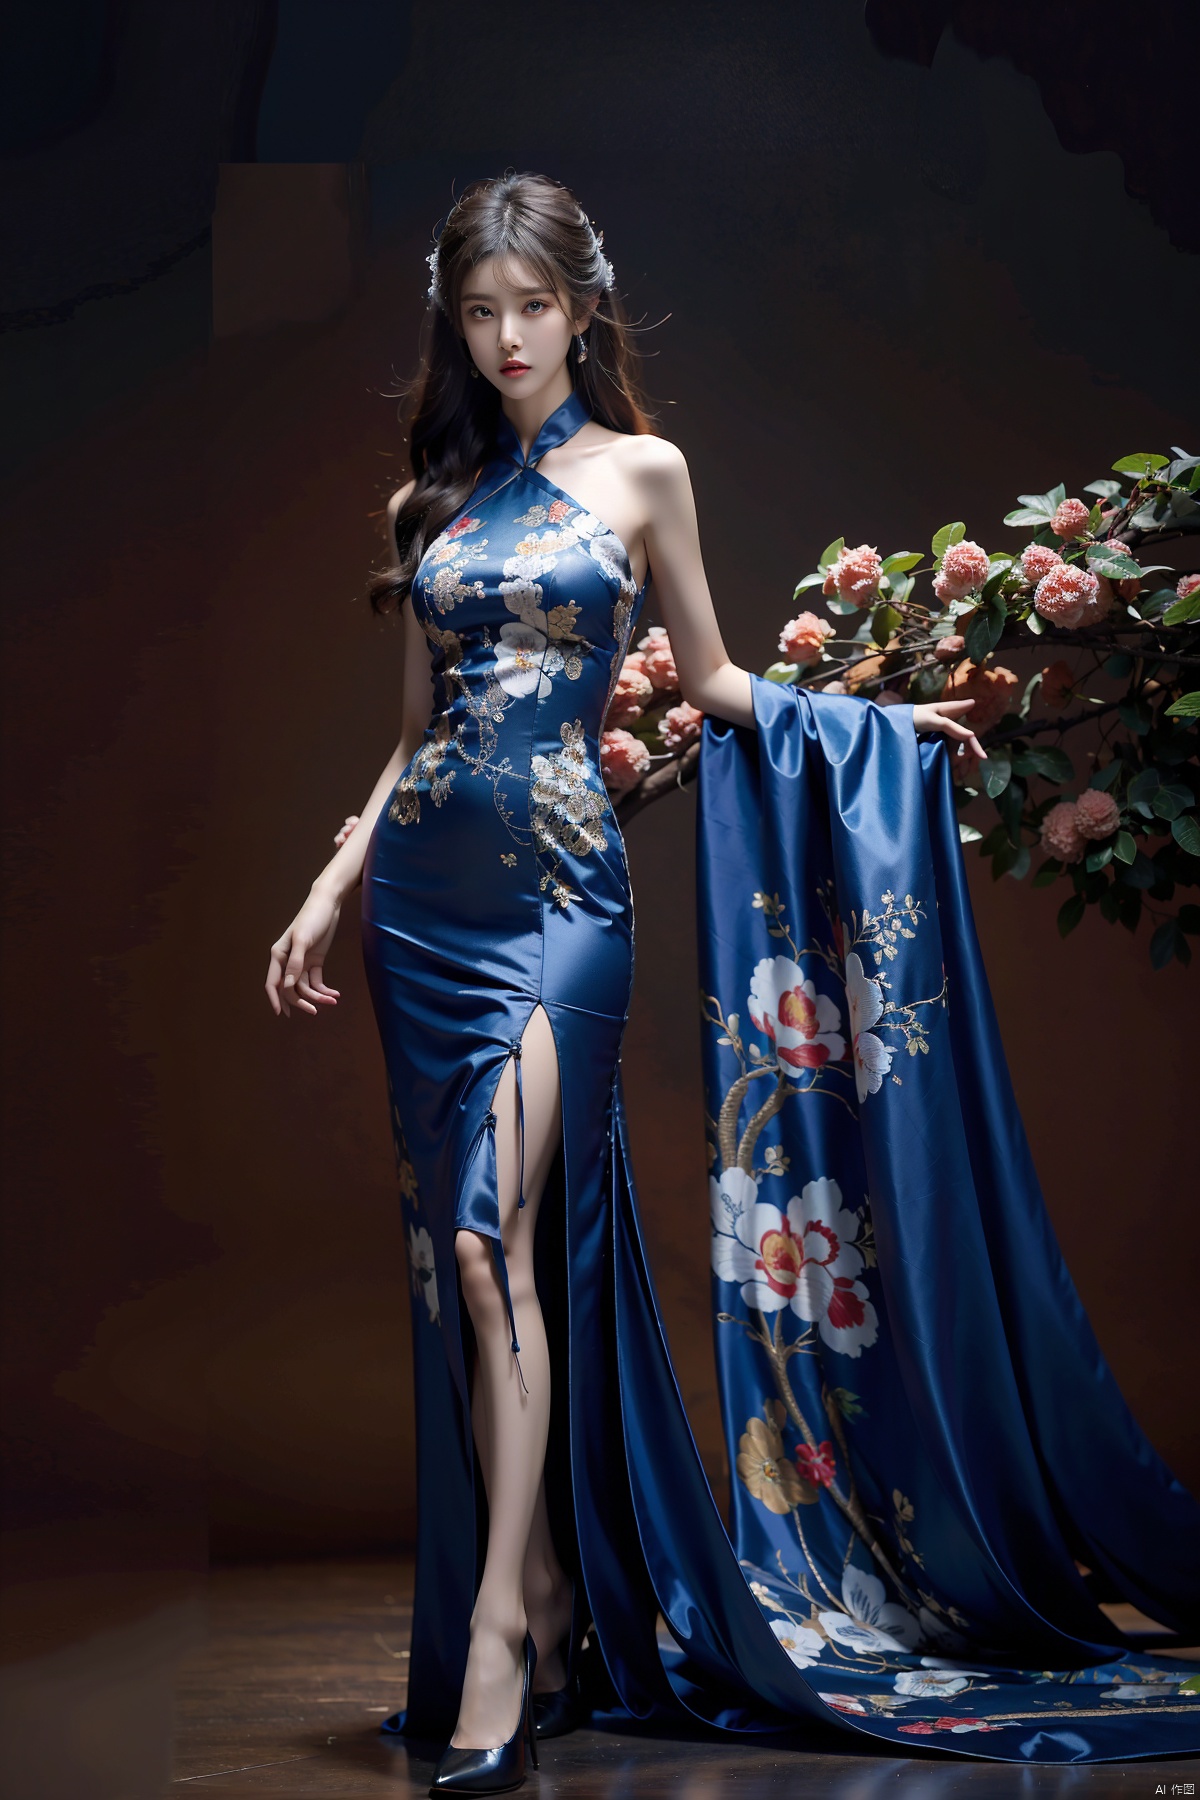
[
  {"x1": 1177, "y1": 572, "x2": 1200, "y2": 601},
  {"x1": 820, "y1": 679, "x2": 849, "y2": 695},
  {"x1": 822, "y1": 568, "x2": 838, "y2": 596},
  {"x1": 795, "y1": 1441, "x2": 837, "y2": 1488},
  {"x1": 832, "y1": 544, "x2": 883, "y2": 605},
  {"x1": 934, "y1": 634, "x2": 965, "y2": 663},
  {"x1": 637, "y1": 626, "x2": 678, "y2": 691},
  {"x1": 658, "y1": 701, "x2": 705, "y2": 751},
  {"x1": 778, "y1": 610, "x2": 836, "y2": 667},
  {"x1": 936, "y1": 539, "x2": 990, "y2": 598},
  {"x1": 1039, "y1": 801, "x2": 1087, "y2": 864},
  {"x1": 600, "y1": 728, "x2": 650, "y2": 794},
  {"x1": 1051, "y1": 497, "x2": 1091, "y2": 540},
  {"x1": 1034, "y1": 562, "x2": 1099, "y2": 627},
  {"x1": 1039, "y1": 660, "x2": 1076, "y2": 710},
  {"x1": 607, "y1": 659, "x2": 653, "y2": 728},
  {"x1": 1081, "y1": 577, "x2": 1120, "y2": 626},
  {"x1": 1074, "y1": 788, "x2": 1120, "y2": 840},
  {"x1": 621, "y1": 650, "x2": 648, "y2": 678},
  {"x1": 1020, "y1": 543, "x2": 1062, "y2": 584},
  {"x1": 944, "y1": 659, "x2": 1020, "y2": 732}
]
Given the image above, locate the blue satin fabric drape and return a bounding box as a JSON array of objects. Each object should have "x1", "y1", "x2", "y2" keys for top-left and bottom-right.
[{"x1": 694, "y1": 678, "x2": 1200, "y2": 1758}]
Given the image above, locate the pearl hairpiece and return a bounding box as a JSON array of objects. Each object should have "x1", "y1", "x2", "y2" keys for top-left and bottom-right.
[{"x1": 424, "y1": 224, "x2": 615, "y2": 313}]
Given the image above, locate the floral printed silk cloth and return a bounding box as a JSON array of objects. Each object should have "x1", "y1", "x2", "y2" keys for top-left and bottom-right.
[{"x1": 685, "y1": 678, "x2": 1200, "y2": 1760}]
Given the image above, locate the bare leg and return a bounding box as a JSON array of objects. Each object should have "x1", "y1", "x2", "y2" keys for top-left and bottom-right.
[
  {"x1": 470, "y1": 1357, "x2": 573, "y2": 1696},
  {"x1": 452, "y1": 1004, "x2": 564, "y2": 1747}
]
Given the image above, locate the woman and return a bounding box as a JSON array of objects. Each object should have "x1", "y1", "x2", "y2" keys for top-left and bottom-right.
[{"x1": 266, "y1": 173, "x2": 1198, "y2": 1784}]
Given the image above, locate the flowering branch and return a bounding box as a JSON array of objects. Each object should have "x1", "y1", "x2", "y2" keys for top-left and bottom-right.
[{"x1": 604, "y1": 449, "x2": 1200, "y2": 969}]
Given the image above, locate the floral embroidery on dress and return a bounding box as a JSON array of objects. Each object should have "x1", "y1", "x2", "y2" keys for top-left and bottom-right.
[
  {"x1": 529, "y1": 720, "x2": 610, "y2": 905},
  {"x1": 422, "y1": 515, "x2": 490, "y2": 614},
  {"x1": 388, "y1": 714, "x2": 454, "y2": 824}
]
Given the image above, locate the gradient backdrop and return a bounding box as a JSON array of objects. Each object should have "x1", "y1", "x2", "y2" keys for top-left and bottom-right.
[{"x1": 2, "y1": 4, "x2": 1197, "y2": 1791}]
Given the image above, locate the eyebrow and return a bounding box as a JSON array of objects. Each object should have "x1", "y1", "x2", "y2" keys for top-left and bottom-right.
[{"x1": 460, "y1": 286, "x2": 555, "y2": 300}]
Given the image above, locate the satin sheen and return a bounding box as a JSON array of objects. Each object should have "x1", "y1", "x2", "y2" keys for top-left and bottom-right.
[{"x1": 361, "y1": 394, "x2": 1200, "y2": 1764}]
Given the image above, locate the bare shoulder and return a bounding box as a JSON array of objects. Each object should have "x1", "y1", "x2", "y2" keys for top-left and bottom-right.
[{"x1": 592, "y1": 427, "x2": 690, "y2": 490}]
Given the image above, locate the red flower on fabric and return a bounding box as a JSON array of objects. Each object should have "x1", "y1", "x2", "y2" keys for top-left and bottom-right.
[
  {"x1": 446, "y1": 515, "x2": 482, "y2": 539},
  {"x1": 795, "y1": 1440, "x2": 837, "y2": 1488}
]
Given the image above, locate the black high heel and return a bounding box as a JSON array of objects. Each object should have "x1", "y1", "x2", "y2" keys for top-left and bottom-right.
[
  {"x1": 429, "y1": 1631, "x2": 538, "y2": 1795},
  {"x1": 531, "y1": 1587, "x2": 589, "y2": 1741}
]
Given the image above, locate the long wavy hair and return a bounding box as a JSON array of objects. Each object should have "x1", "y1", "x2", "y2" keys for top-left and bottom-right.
[{"x1": 368, "y1": 172, "x2": 653, "y2": 614}]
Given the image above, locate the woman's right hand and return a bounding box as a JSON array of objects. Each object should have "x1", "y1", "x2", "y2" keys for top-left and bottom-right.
[{"x1": 265, "y1": 884, "x2": 343, "y2": 1019}]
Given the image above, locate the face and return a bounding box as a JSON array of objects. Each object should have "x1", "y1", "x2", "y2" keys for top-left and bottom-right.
[{"x1": 458, "y1": 254, "x2": 584, "y2": 400}]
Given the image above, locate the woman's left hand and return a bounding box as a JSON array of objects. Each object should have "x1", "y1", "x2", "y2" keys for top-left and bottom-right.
[{"x1": 911, "y1": 698, "x2": 986, "y2": 762}]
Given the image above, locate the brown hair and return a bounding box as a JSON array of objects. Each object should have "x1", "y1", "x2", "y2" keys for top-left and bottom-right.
[{"x1": 368, "y1": 171, "x2": 653, "y2": 614}]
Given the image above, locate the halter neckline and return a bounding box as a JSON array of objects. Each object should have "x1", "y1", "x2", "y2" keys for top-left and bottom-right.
[{"x1": 495, "y1": 388, "x2": 591, "y2": 471}]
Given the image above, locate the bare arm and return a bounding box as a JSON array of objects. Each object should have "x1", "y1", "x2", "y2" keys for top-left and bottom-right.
[
  {"x1": 264, "y1": 485, "x2": 435, "y2": 1017},
  {"x1": 640, "y1": 440, "x2": 984, "y2": 755}
]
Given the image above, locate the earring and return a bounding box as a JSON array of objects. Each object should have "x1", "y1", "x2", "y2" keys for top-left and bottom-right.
[
  {"x1": 575, "y1": 332, "x2": 589, "y2": 364},
  {"x1": 468, "y1": 363, "x2": 479, "y2": 379}
]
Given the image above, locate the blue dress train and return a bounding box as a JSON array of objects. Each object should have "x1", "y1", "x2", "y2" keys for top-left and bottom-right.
[{"x1": 360, "y1": 389, "x2": 1200, "y2": 1765}]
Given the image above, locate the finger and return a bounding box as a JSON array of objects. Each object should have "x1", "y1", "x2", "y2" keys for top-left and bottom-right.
[
  {"x1": 295, "y1": 976, "x2": 337, "y2": 1006},
  {"x1": 282, "y1": 939, "x2": 309, "y2": 991},
  {"x1": 306, "y1": 967, "x2": 341, "y2": 998},
  {"x1": 935, "y1": 698, "x2": 976, "y2": 714}
]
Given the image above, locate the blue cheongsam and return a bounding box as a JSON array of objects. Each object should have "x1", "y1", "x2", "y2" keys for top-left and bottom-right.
[{"x1": 360, "y1": 388, "x2": 1200, "y2": 1766}]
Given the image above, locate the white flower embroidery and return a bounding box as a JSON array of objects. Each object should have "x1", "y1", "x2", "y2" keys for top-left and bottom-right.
[
  {"x1": 769, "y1": 1618, "x2": 824, "y2": 1669},
  {"x1": 710, "y1": 1175, "x2": 878, "y2": 1357},
  {"x1": 408, "y1": 1224, "x2": 439, "y2": 1324},
  {"x1": 818, "y1": 1566, "x2": 920, "y2": 1653},
  {"x1": 893, "y1": 1669, "x2": 971, "y2": 1699},
  {"x1": 844, "y1": 951, "x2": 893, "y2": 1102},
  {"x1": 493, "y1": 621, "x2": 551, "y2": 699},
  {"x1": 748, "y1": 955, "x2": 846, "y2": 1078}
]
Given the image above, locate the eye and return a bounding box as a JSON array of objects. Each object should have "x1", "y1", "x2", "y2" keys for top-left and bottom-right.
[
  {"x1": 467, "y1": 304, "x2": 493, "y2": 319},
  {"x1": 525, "y1": 299, "x2": 547, "y2": 314}
]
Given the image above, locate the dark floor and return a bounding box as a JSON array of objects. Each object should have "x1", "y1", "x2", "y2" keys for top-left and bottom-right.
[{"x1": 169, "y1": 1559, "x2": 1198, "y2": 1797}]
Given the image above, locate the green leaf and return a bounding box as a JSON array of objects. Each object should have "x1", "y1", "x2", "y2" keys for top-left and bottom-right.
[
  {"x1": 1032, "y1": 860, "x2": 1061, "y2": 888},
  {"x1": 880, "y1": 552, "x2": 923, "y2": 576},
  {"x1": 1118, "y1": 696, "x2": 1153, "y2": 735},
  {"x1": 1113, "y1": 830, "x2": 1137, "y2": 864},
  {"x1": 1083, "y1": 478, "x2": 1122, "y2": 499},
  {"x1": 1139, "y1": 588, "x2": 1176, "y2": 619},
  {"x1": 1164, "y1": 591, "x2": 1200, "y2": 625},
  {"x1": 764, "y1": 662, "x2": 799, "y2": 685},
  {"x1": 824, "y1": 595, "x2": 862, "y2": 615},
  {"x1": 1118, "y1": 849, "x2": 1157, "y2": 890},
  {"x1": 957, "y1": 821, "x2": 983, "y2": 844},
  {"x1": 871, "y1": 603, "x2": 902, "y2": 648},
  {"x1": 818, "y1": 537, "x2": 844, "y2": 570},
  {"x1": 964, "y1": 597, "x2": 1006, "y2": 663},
  {"x1": 980, "y1": 752, "x2": 1012, "y2": 799},
  {"x1": 1045, "y1": 483, "x2": 1067, "y2": 509},
  {"x1": 1112, "y1": 452, "x2": 1168, "y2": 475},
  {"x1": 1128, "y1": 769, "x2": 1160, "y2": 807},
  {"x1": 887, "y1": 572, "x2": 915, "y2": 607},
  {"x1": 1012, "y1": 746, "x2": 1074, "y2": 783},
  {"x1": 931, "y1": 521, "x2": 966, "y2": 558},
  {"x1": 1104, "y1": 652, "x2": 1133, "y2": 678},
  {"x1": 1152, "y1": 784, "x2": 1191, "y2": 821},
  {"x1": 1089, "y1": 760, "x2": 1122, "y2": 792},
  {"x1": 794, "y1": 572, "x2": 825, "y2": 595},
  {"x1": 1016, "y1": 492, "x2": 1056, "y2": 516},
  {"x1": 1172, "y1": 814, "x2": 1200, "y2": 857},
  {"x1": 1006, "y1": 844, "x2": 1031, "y2": 881},
  {"x1": 1086, "y1": 545, "x2": 1143, "y2": 581},
  {"x1": 1150, "y1": 918, "x2": 1189, "y2": 970},
  {"x1": 981, "y1": 561, "x2": 1013, "y2": 602},
  {"x1": 1057, "y1": 893, "x2": 1086, "y2": 937},
  {"x1": 1024, "y1": 608, "x2": 1045, "y2": 635},
  {"x1": 1085, "y1": 844, "x2": 1113, "y2": 872},
  {"x1": 1004, "y1": 506, "x2": 1053, "y2": 528},
  {"x1": 1165, "y1": 691, "x2": 1200, "y2": 719}
]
